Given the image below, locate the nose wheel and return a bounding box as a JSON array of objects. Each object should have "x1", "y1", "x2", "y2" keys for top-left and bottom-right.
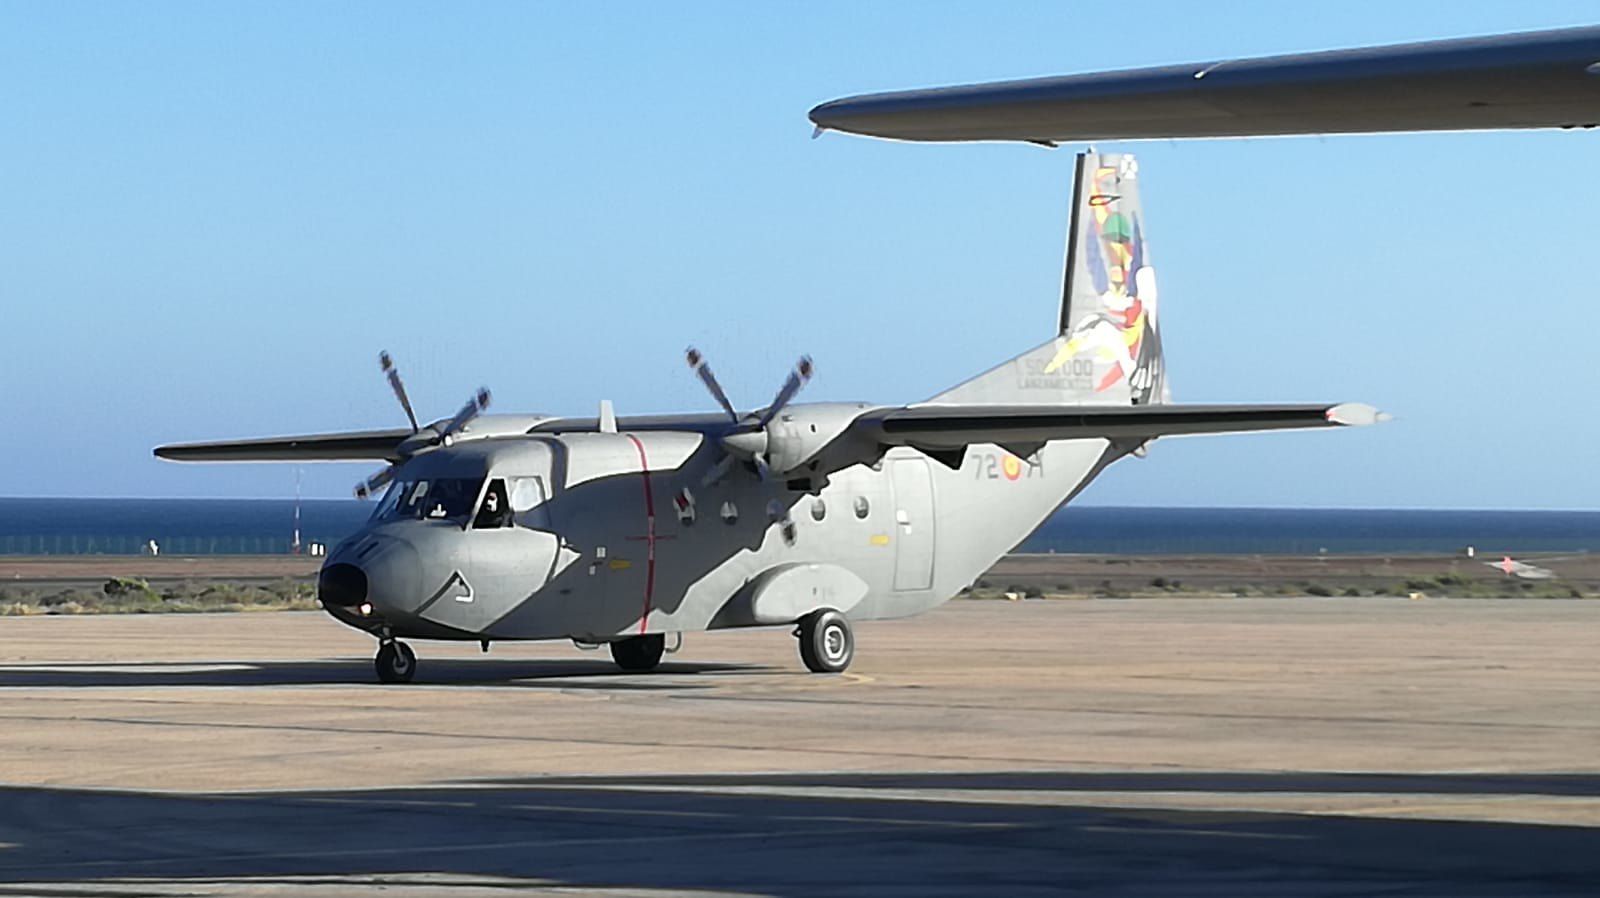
[
  {"x1": 797, "y1": 609, "x2": 853, "y2": 673},
  {"x1": 375, "y1": 640, "x2": 417, "y2": 684}
]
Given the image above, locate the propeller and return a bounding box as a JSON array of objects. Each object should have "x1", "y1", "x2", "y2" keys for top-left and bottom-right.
[
  {"x1": 686, "y1": 347, "x2": 738, "y2": 424},
  {"x1": 758, "y1": 356, "x2": 814, "y2": 429},
  {"x1": 438, "y1": 387, "x2": 493, "y2": 445},
  {"x1": 685, "y1": 347, "x2": 813, "y2": 484},
  {"x1": 381, "y1": 351, "x2": 420, "y2": 433},
  {"x1": 355, "y1": 464, "x2": 397, "y2": 501},
  {"x1": 354, "y1": 352, "x2": 492, "y2": 499}
]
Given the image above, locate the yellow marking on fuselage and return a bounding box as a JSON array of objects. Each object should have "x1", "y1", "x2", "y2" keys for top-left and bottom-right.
[{"x1": 869, "y1": 534, "x2": 890, "y2": 546}]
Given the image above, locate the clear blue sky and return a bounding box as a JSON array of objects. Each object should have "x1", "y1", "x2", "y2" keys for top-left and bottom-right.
[{"x1": 1, "y1": 2, "x2": 1595, "y2": 508}]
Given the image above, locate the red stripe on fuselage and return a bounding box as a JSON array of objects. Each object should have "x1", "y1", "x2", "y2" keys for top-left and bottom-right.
[{"x1": 624, "y1": 434, "x2": 657, "y2": 635}]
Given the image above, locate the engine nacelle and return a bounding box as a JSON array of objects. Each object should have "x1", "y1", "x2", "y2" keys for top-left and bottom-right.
[{"x1": 761, "y1": 402, "x2": 876, "y2": 480}]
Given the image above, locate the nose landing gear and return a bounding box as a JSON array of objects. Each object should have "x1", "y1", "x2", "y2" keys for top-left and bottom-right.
[
  {"x1": 796, "y1": 609, "x2": 853, "y2": 673},
  {"x1": 375, "y1": 638, "x2": 417, "y2": 684}
]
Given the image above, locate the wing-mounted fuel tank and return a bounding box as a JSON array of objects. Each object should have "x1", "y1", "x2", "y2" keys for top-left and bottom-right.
[{"x1": 710, "y1": 561, "x2": 870, "y2": 629}]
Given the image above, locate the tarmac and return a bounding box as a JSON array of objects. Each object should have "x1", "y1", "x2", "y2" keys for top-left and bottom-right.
[{"x1": 0, "y1": 597, "x2": 1597, "y2": 896}]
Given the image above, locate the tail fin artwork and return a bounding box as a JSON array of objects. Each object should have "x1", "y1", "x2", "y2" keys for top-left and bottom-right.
[{"x1": 930, "y1": 152, "x2": 1167, "y2": 406}]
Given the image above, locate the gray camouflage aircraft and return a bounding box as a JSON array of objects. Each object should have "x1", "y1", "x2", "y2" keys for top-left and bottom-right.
[{"x1": 157, "y1": 152, "x2": 1385, "y2": 683}]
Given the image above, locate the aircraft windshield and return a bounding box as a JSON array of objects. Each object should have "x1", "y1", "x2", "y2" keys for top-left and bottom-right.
[
  {"x1": 372, "y1": 478, "x2": 485, "y2": 523},
  {"x1": 472, "y1": 476, "x2": 550, "y2": 530}
]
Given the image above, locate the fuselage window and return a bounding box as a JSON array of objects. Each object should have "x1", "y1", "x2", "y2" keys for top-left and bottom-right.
[
  {"x1": 853, "y1": 495, "x2": 870, "y2": 519},
  {"x1": 474, "y1": 479, "x2": 513, "y2": 529},
  {"x1": 811, "y1": 498, "x2": 826, "y2": 521}
]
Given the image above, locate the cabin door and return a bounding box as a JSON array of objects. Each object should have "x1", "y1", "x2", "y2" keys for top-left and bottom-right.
[{"x1": 890, "y1": 458, "x2": 936, "y2": 591}]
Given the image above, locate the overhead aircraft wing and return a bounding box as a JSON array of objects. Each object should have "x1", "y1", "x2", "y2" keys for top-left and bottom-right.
[
  {"x1": 154, "y1": 428, "x2": 416, "y2": 462},
  {"x1": 809, "y1": 26, "x2": 1600, "y2": 142},
  {"x1": 817, "y1": 402, "x2": 1385, "y2": 471}
]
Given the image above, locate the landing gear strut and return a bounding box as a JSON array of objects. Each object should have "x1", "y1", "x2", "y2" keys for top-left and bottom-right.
[
  {"x1": 796, "y1": 609, "x2": 853, "y2": 673},
  {"x1": 375, "y1": 639, "x2": 417, "y2": 684},
  {"x1": 611, "y1": 634, "x2": 665, "y2": 672}
]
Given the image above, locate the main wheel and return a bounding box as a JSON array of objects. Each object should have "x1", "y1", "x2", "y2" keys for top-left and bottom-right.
[
  {"x1": 375, "y1": 641, "x2": 417, "y2": 684},
  {"x1": 610, "y1": 634, "x2": 665, "y2": 672},
  {"x1": 797, "y1": 609, "x2": 853, "y2": 673}
]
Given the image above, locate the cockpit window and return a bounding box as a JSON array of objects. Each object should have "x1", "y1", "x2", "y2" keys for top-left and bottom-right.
[
  {"x1": 373, "y1": 478, "x2": 484, "y2": 523},
  {"x1": 371, "y1": 480, "x2": 406, "y2": 520},
  {"x1": 473, "y1": 479, "x2": 512, "y2": 529},
  {"x1": 507, "y1": 476, "x2": 547, "y2": 513},
  {"x1": 508, "y1": 476, "x2": 551, "y2": 530}
]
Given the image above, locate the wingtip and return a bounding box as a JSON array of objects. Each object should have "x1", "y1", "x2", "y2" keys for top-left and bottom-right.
[{"x1": 1326, "y1": 402, "x2": 1391, "y2": 426}]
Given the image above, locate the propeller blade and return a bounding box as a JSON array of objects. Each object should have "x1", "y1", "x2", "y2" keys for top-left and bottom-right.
[
  {"x1": 439, "y1": 387, "x2": 492, "y2": 440},
  {"x1": 766, "y1": 498, "x2": 797, "y2": 545},
  {"x1": 379, "y1": 351, "x2": 420, "y2": 433},
  {"x1": 757, "y1": 356, "x2": 813, "y2": 428},
  {"x1": 354, "y1": 465, "x2": 396, "y2": 500},
  {"x1": 686, "y1": 347, "x2": 740, "y2": 424},
  {"x1": 700, "y1": 453, "x2": 737, "y2": 488}
]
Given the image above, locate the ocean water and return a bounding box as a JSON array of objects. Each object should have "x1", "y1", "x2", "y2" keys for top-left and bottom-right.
[
  {"x1": 1020, "y1": 506, "x2": 1600, "y2": 556},
  {"x1": 0, "y1": 498, "x2": 1596, "y2": 557},
  {"x1": 0, "y1": 498, "x2": 370, "y2": 556}
]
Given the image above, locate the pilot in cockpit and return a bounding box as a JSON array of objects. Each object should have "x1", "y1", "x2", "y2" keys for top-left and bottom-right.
[{"x1": 473, "y1": 479, "x2": 512, "y2": 529}]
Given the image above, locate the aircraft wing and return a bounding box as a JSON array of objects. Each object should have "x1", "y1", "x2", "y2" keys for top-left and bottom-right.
[
  {"x1": 850, "y1": 401, "x2": 1384, "y2": 461},
  {"x1": 809, "y1": 26, "x2": 1600, "y2": 142},
  {"x1": 154, "y1": 428, "x2": 416, "y2": 462}
]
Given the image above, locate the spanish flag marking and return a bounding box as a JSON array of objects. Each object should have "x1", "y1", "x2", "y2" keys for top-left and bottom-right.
[{"x1": 1002, "y1": 455, "x2": 1023, "y2": 481}]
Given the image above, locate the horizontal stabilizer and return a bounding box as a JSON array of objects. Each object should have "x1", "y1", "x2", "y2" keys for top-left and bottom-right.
[{"x1": 154, "y1": 428, "x2": 416, "y2": 462}]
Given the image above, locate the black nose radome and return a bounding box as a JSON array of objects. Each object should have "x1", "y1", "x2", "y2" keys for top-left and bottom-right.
[{"x1": 318, "y1": 563, "x2": 368, "y2": 607}]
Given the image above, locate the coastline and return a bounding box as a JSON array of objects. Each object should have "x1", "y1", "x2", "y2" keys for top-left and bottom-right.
[
  {"x1": 982, "y1": 552, "x2": 1598, "y2": 599},
  {"x1": 1, "y1": 551, "x2": 1595, "y2": 614}
]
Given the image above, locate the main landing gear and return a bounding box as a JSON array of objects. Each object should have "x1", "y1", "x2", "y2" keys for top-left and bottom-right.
[
  {"x1": 375, "y1": 637, "x2": 417, "y2": 684},
  {"x1": 796, "y1": 609, "x2": 853, "y2": 673},
  {"x1": 611, "y1": 633, "x2": 665, "y2": 672}
]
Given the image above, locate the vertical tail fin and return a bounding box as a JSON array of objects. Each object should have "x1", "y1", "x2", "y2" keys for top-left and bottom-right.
[{"x1": 929, "y1": 152, "x2": 1168, "y2": 406}]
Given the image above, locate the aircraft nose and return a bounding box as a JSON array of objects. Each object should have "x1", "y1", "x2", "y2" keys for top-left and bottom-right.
[
  {"x1": 318, "y1": 563, "x2": 367, "y2": 608},
  {"x1": 363, "y1": 539, "x2": 423, "y2": 612}
]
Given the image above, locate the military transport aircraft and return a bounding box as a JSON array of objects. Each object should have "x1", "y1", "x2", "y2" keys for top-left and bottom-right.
[{"x1": 157, "y1": 151, "x2": 1384, "y2": 683}]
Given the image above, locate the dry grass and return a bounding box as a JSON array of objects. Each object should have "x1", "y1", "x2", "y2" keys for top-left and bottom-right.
[{"x1": 0, "y1": 577, "x2": 319, "y2": 615}]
